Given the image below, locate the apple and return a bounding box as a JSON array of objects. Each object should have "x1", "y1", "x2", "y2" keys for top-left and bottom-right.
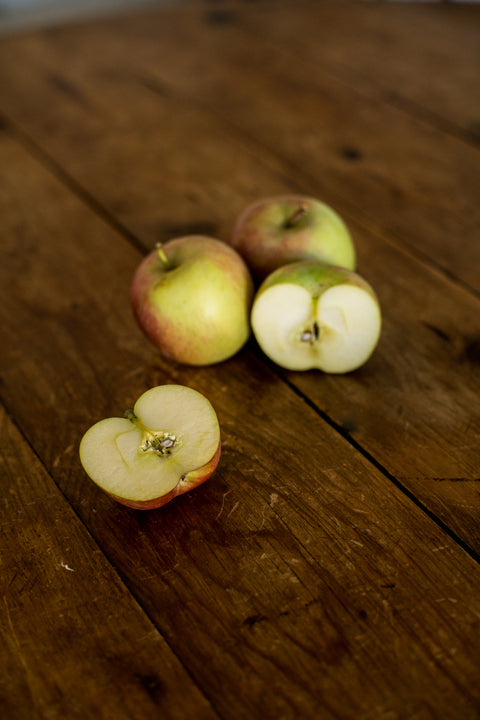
[
  {"x1": 79, "y1": 385, "x2": 221, "y2": 509},
  {"x1": 230, "y1": 194, "x2": 356, "y2": 282},
  {"x1": 130, "y1": 236, "x2": 254, "y2": 366},
  {"x1": 251, "y1": 261, "x2": 381, "y2": 373}
]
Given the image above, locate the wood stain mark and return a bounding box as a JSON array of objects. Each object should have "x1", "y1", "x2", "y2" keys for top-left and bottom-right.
[
  {"x1": 423, "y1": 322, "x2": 451, "y2": 343},
  {"x1": 204, "y1": 9, "x2": 237, "y2": 26},
  {"x1": 136, "y1": 73, "x2": 170, "y2": 98},
  {"x1": 462, "y1": 336, "x2": 480, "y2": 365},
  {"x1": 46, "y1": 72, "x2": 93, "y2": 110},
  {"x1": 243, "y1": 613, "x2": 266, "y2": 629},
  {"x1": 133, "y1": 672, "x2": 164, "y2": 702},
  {"x1": 340, "y1": 145, "x2": 363, "y2": 161},
  {"x1": 467, "y1": 121, "x2": 480, "y2": 144}
]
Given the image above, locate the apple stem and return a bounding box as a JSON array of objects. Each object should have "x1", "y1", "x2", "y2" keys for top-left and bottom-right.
[
  {"x1": 285, "y1": 205, "x2": 307, "y2": 228},
  {"x1": 155, "y1": 242, "x2": 170, "y2": 269},
  {"x1": 124, "y1": 409, "x2": 137, "y2": 423}
]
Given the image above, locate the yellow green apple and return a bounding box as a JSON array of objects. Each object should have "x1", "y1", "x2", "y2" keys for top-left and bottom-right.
[
  {"x1": 130, "y1": 236, "x2": 254, "y2": 365},
  {"x1": 230, "y1": 194, "x2": 355, "y2": 282}
]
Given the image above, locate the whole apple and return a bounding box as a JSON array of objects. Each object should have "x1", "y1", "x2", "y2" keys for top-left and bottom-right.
[
  {"x1": 251, "y1": 260, "x2": 381, "y2": 373},
  {"x1": 230, "y1": 194, "x2": 356, "y2": 283},
  {"x1": 130, "y1": 236, "x2": 254, "y2": 365},
  {"x1": 79, "y1": 384, "x2": 221, "y2": 509}
]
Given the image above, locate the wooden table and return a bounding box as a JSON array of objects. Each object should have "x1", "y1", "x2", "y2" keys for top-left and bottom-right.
[{"x1": 1, "y1": 1, "x2": 479, "y2": 718}]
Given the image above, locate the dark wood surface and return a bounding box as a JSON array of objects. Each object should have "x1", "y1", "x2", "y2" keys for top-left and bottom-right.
[{"x1": 1, "y1": 1, "x2": 479, "y2": 718}]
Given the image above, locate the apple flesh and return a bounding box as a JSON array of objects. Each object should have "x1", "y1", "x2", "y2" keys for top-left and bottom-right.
[
  {"x1": 130, "y1": 236, "x2": 254, "y2": 366},
  {"x1": 230, "y1": 194, "x2": 356, "y2": 282},
  {"x1": 79, "y1": 385, "x2": 221, "y2": 509},
  {"x1": 251, "y1": 261, "x2": 381, "y2": 373}
]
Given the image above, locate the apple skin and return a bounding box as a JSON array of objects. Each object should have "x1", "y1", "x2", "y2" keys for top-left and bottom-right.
[
  {"x1": 130, "y1": 236, "x2": 254, "y2": 366},
  {"x1": 230, "y1": 194, "x2": 355, "y2": 283},
  {"x1": 105, "y1": 442, "x2": 222, "y2": 510},
  {"x1": 251, "y1": 260, "x2": 381, "y2": 373},
  {"x1": 259, "y1": 261, "x2": 368, "y2": 296}
]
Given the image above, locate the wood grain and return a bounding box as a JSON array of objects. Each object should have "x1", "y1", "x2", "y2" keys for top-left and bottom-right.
[
  {"x1": 0, "y1": 3, "x2": 478, "y2": 550},
  {"x1": 1, "y1": 2, "x2": 479, "y2": 718},
  {"x1": 1, "y1": 115, "x2": 480, "y2": 719},
  {"x1": 0, "y1": 403, "x2": 217, "y2": 720},
  {"x1": 0, "y1": 1, "x2": 477, "y2": 292},
  {"x1": 232, "y1": 0, "x2": 480, "y2": 140}
]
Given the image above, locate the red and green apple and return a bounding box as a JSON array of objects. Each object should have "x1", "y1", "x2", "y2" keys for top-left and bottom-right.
[
  {"x1": 130, "y1": 236, "x2": 254, "y2": 366},
  {"x1": 230, "y1": 194, "x2": 356, "y2": 282}
]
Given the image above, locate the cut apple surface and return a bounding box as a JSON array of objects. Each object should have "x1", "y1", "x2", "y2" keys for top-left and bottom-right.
[
  {"x1": 79, "y1": 385, "x2": 221, "y2": 509},
  {"x1": 251, "y1": 261, "x2": 381, "y2": 373}
]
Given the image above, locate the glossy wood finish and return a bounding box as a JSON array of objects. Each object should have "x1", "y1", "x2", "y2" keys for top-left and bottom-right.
[{"x1": 1, "y1": 2, "x2": 479, "y2": 718}]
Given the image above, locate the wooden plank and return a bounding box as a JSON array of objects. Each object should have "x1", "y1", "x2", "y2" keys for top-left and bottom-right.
[
  {"x1": 0, "y1": 404, "x2": 218, "y2": 720},
  {"x1": 1, "y1": 107, "x2": 480, "y2": 719},
  {"x1": 118, "y1": 0, "x2": 480, "y2": 294},
  {"x1": 0, "y1": 11, "x2": 478, "y2": 551},
  {"x1": 287, "y1": 224, "x2": 480, "y2": 549},
  {"x1": 0, "y1": 48, "x2": 294, "y2": 247},
  {"x1": 233, "y1": 0, "x2": 480, "y2": 141},
  {"x1": 0, "y1": 1, "x2": 478, "y2": 292}
]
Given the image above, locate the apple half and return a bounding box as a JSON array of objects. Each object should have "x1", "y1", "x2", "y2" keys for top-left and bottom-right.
[
  {"x1": 79, "y1": 385, "x2": 221, "y2": 509},
  {"x1": 251, "y1": 261, "x2": 381, "y2": 373}
]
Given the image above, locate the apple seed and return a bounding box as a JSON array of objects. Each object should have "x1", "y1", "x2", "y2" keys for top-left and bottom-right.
[
  {"x1": 300, "y1": 321, "x2": 320, "y2": 344},
  {"x1": 123, "y1": 409, "x2": 180, "y2": 457},
  {"x1": 141, "y1": 431, "x2": 179, "y2": 457}
]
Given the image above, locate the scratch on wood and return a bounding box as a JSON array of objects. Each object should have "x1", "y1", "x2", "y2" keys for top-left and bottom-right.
[
  {"x1": 53, "y1": 443, "x2": 75, "y2": 468},
  {"x1": 350, "y1": 539, "x2": 364, "y2": 548},
  {"x1": 60, "y1": 561, "x2": 75, "y2": 572},
  {"x1": 215, "y1": 488, "x2": 232, "y2": 521},
  {"x1": 259, "y1": 504, "x2": 270, "y2": 530},
  {"x1": 227, "y1": 501, "x2": 239, "y2": 519}
]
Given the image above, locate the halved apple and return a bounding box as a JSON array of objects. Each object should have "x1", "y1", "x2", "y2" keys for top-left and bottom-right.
[
  {"x1": 251, "y1": 261, "x2": 381, "y2": 373},
  {"x1": 79, "y1": 385, "x2": 221, "y2": 509}
]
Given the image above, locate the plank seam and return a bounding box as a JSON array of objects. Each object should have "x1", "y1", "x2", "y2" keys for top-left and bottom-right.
[{"x1": 281, "y1": 375, "x2": 480, "y2": 567}]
